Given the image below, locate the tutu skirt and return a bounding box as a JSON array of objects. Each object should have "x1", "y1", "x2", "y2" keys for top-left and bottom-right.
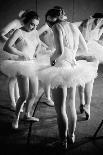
[
  {"x1": 77, "y1": 40, "x2": 103, "y2": 63},
  {"x1": 38, "y1": 59, "x2": 98, "y2": 88},
  {"x1": 0, "y1": 55, "x2": 50, "y2": 78},
  {"x1": 0, "y1": 50, "x2": 98, "y2": 89}
]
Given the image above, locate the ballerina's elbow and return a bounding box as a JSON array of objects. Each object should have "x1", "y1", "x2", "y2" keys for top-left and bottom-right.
[{"x1": 3, "y1": 42, "x2": 11, "y2": 52}]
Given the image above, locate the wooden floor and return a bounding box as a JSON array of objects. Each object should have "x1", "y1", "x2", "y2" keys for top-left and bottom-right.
[{"x1": 0, "y1": 65, "x2": 103, "y2": 155}]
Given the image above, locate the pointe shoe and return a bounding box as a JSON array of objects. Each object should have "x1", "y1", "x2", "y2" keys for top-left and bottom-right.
[
  {"x1": 12, "y1": 120, "x2": 18, "y2": 129},
  {"x1": 46, "y1": 99, "x2": 54, "y2": 106},
  {"x1": 83, "y1": 105, "x2": 90, "y2": 120},
  {"x1": 79, "y1": 104, "x2": 84, "y2": 113},
  {"x1": 23, "y1": 115, "x2": 39, "y2": 122},
  {"x1": 67, "y1": 134, "x2": 75, "y2": 144},
  {"x1": 10, "y1": 104, "x2": 16, "y2": 111},
  {"x1": 42, "y1": 98, "x2": 54, "y2": 107}
]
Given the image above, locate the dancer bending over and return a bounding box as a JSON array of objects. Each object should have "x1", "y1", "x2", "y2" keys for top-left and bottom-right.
[
  {"x1": 1, "y1": 10, "x2": 42, "y2": 129},
  {"x1": 0, "y1": 9, "x2": 31, "y2": 110}
]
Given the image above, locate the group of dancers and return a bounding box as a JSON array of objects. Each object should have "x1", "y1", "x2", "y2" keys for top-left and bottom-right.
[{"x1": 0, "y1": 6, "x2": 103, "y2": 150}]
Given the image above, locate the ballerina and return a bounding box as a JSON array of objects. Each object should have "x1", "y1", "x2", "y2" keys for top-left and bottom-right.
[
  {"x1": 0, "y1": 9, "x2": 32, "y2": 110},
  {"x1": 0, "y1": 10, "x2": 46, "y2": 129},
  {"x1": 77, "y1": 13, "x2": 103, "y2": 117},
  {"x1": 38, "y1": 8, "x2": 98, "y2": 149}
]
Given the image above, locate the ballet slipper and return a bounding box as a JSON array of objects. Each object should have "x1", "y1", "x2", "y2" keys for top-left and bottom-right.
[
  {"x1": 67, "y1": 134, "x2": 75, "y2": 144},
  {"x1": 83, "y1": 105, "x2": 90, "y2": 120},
  {"x1": 20, "y1": 108, "x2": 24, "y2": 113},
  {"x1": 41, "y1": 98, "x2": 54, "y2": 107},
  {"x1": 12, "y1": 120, "x2": 18, "y2": 129},
  {"x1": 11, "y1": 103, "x2": 16, "y2": 111},
  {"x1": 23, "y1": 115, "x2": 39, "y2": 122},
  {"x1": 45, "y1": 99, "x2": 54, "y2": 107}
]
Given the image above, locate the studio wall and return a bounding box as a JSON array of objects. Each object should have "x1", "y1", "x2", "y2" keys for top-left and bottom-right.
[{"x1": 0, "y1": 0, "x2": 103, "y2": 29}]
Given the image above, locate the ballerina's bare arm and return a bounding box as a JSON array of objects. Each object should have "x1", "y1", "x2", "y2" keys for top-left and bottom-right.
[
  {"x1": 98, "y1": 27, "x2": 103, "y2": 40},
  {"x1": 38, "y1": 23, "x2": 50, "y2": 36},
  {"x1": 50, "y1": 24, "x2": 64, "y2": 64},
  {"x1": 72, "y1": 21, "x2": 82, "y2": 28},
  {"x1": 0, "y1": 19, "x2": 21, "y2": 42},
  {"x1": 78, "y1": 29, "x2": 88, "y2": 53},
  {"x1": 33, "y1": 31, "x2": 42, "y2": 57},
  {"x1": 3, "y1": 29, "x2": 26, "y2": 58}
]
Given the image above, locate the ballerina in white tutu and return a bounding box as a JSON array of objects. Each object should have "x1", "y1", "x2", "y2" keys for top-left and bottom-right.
[
  {"x1": 1, "y1": 10, "x2": 45, "y2": 129},
  {"x1": 0, "y1": 9, "x2": 53, "y2": 111},
  {"x1": 77, "y1": 13, "x2": 103, "y2": 116},
  {"x1": 38, "y1": 8, "x2": 98, "y2": 149},
  {"x1": 38, "y1": 6, "x2": 96, "y2": 121},
  {"x1": 0, "y1": 9, "x2": 32, "y2": 110}
]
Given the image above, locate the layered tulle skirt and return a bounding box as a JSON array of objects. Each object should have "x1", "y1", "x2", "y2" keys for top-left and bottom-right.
[
  {"x1": 38, "y1": 59, "x2": 98, "y2": 88},
  {"x1": 0, "y1": 50, "x2": 98, "y2": 88},
  {"x1": 0, "y1": 55, "x2": 51, "y2": 78},
  {"x1": 77, "y1": 40, "x2": 103, "y2": 63}
]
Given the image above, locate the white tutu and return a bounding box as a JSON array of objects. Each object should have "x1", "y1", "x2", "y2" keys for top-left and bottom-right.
[
  {"x1": 77, "y1": 40, "x2": 103, "y2": 63},
  {"x1": 38, "y1": 59, "x2": 98, "y2": 88},
  {"x1": 0, "y1": 55, "x2": 50, "y2": 78}
]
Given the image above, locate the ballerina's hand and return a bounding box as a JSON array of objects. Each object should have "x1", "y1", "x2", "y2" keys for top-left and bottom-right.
[
  {"x1": 8, "y1": 55, "x2": 19, "y2": 60},
  {"x1": 19, "y1": 54, "x2": 30, "y2": 61}
]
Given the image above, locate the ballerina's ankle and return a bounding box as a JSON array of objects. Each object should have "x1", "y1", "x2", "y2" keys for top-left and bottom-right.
[{"x1": 67, "y1": 134, "x2": 75, "y2": 144}]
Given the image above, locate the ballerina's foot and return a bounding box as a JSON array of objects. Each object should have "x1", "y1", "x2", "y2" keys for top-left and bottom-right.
[
  {"x1": 83, "y1": 105, "x2": 90, "y2": 120},
  {"x1": 23, "y1": 115, "x2": 39, "y2": 122},
  {"x1": 20, "y1": 108, "x2": 23, "y2": 113},
  {"x1": 12, "y1": 121, "x2": 18, "y2": 129},
  {"x1": 11, "y1": 104, "x2": 16, "y2": 111},
  {"x1": 20, "y1": 105, "x2": 24, "y2": 112},
  {"x1": 45, "y1": 99, "x2": 54, "y2": 107},
  {"x1": 67, "y1": 134, "x2": 75, "y2": 144}
]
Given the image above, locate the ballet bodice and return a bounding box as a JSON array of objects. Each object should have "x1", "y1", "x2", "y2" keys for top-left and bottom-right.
[
  {"x1": 15, "y1": 29, "x2": 40, "y2": 59},
  {"x1": 54, "y1": 22, "x2": 78, "y2": 64}
]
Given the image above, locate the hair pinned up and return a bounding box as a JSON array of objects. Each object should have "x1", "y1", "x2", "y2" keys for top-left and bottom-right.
[
  {"x1": 45, "y1": 8, "x2": 67, "y2": 27},
  {"x1": 92, "y1": 13, "x2": 103, "y2": 19},
  {"x1": 22, "y1": 10, "x2": 40, "y2": 24}
]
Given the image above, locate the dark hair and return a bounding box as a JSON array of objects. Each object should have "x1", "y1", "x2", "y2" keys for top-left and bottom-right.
[
  {"x1": 92, "y1": 13, "x2": 103, "y2": 18},
  {"x1": 23, "y1": 11, "x2": 39, "y2": 25},
  {"x1": 53, "y1": 6, "x2": 63, "y2": 10},
  {"x1": 45, "y1": 8, "x2": 63, "y2": 26},
  {"x1": 53, "y1": 6, "x2": 65, "y2": 14}
]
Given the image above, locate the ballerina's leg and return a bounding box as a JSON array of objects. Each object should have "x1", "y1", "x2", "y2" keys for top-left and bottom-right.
[
  {"x1": 24, "y1": 76, "x2": 39, "y2": 122},
  {"x1": 67, "y1": 86, "x2": 77, "y2": 144},
  {"x1": 78, "y1": 85, "x2": 85, "y2": 113},
  {"x1": 12, "y1": 75, "x2": 29, "y2": 129},
  {"x1": 14, "y1": 79, "x2": 20, "y2": 103},
  {"x1": 84, "y1": 79, "x2": 94, "y2": 120},
  {"x1": 52, "y1": 86, "x2": 68, "y2": 149},
  {"x1": 43, "y1": 84, "x2": 54, "y2": 106},
  {"x1": 8, "y1": 77, "x2": 17, "y2": 110}
]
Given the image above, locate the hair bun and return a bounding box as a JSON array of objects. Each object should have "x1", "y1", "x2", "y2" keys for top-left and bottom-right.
[{"x1": 47, "y1": 15, "x2": 57, "y2": 22}]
